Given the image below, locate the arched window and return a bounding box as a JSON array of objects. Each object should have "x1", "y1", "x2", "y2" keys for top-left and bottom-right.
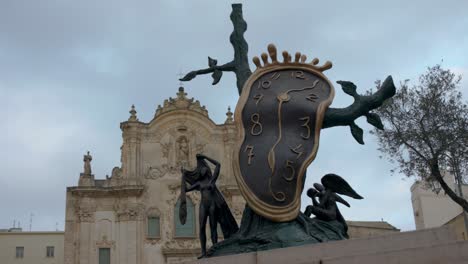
[
  {"x1": 146, "y1": 208, "x2": 161, "y2": 238},
  {"x1": 174, "y1": 198, "x2": 196, "y2": 237}
]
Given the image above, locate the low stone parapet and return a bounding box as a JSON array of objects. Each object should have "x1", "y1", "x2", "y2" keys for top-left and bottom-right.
[{"x1": 185, "y1": 226, "x2": 468, "y2": 264}]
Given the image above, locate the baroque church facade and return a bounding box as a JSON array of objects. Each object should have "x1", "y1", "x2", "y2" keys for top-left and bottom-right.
[{"x1": 64, "y1": 87, "x2": 245, "y2": 264}]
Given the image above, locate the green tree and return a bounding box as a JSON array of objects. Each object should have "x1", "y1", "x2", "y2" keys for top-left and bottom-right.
[{"x1": 373, "y1": 65, "x2": 468, "y2": 212}]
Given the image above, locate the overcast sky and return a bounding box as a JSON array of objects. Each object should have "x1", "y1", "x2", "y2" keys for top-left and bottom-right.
[{"x1": 1, "y1": 0, "x2": 467, "y2": 232}]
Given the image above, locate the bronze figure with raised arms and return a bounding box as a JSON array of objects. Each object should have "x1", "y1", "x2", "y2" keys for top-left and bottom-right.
[{"x1": 179, "y1": 154, "x2": 239, "y2": 258}]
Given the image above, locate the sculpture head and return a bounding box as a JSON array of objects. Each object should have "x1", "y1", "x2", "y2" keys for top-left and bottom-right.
[{"x1": 192, "y1": 154, "x2": 211, "y2": 180}]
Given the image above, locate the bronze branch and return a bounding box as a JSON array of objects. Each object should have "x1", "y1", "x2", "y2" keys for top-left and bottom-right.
[
  {"x1": 180, "y1": 4, "x2": 396, "y2": 144},
  {"x1": 179, "y1": 4, "x2": 251, "y2": 95},
  {"x1": 323, "y1": 76, "x2": 396, "y2": 144}
]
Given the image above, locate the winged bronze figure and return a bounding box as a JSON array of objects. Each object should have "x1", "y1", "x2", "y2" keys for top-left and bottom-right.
[{"x1": 305, "y1": 173, "x2": 363, "y2": 233}]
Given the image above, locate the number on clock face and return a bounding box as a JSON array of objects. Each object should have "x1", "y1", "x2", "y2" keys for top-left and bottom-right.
[
  {"x1": 244, "y1": 145, "x2": 255, "y2": 165},
  {"x1": 250, "y1": 113, "x2": 263, "y2": 136},
  {"x1": 259, "y1": 80, "x2": 271, "y2": 89},
  {"x1": 290, "y1": 144, "x2": 304, "y2": 159},
  {"x1": 253, "y1": 94, "x2": 264, "y2": 105},
  {"x1": 284, "y1": 160, "x2": 295, "y2": 181},
  {"x1": 299, "y1": 117, "x2": 311, "y2": 139}
]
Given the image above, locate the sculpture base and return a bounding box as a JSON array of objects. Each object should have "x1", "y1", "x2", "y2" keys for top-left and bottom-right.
[
  {"x1": 186, "y1": 225, "x2": 466, "y2": 264},
  {"x1": 207, "y1": 206, "x2": 347, "y2": 257}
]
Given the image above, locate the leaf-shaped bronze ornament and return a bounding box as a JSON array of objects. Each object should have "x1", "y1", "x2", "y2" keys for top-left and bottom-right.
[{"x1": 233, "y1": 44, "x2": 335, "y2": 221}]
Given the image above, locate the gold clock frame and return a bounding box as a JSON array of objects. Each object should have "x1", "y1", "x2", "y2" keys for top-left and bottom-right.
[{"x1": 233, "y1": 44, "x2": 335, "y2": 222}]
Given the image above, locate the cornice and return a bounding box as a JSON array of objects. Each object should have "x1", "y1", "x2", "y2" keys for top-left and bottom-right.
[{"x1": 68, "y1": 185, "x2": 145, "y2": 197}]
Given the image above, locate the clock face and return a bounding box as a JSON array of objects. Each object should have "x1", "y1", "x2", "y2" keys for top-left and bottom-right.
[{"x1": 234, "y1": 67, "x2": 334, "y2": 221}]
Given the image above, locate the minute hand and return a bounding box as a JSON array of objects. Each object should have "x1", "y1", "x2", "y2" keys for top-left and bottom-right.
[{"x1": 267, "y1": 79, "x2": 320, "y2": 174}]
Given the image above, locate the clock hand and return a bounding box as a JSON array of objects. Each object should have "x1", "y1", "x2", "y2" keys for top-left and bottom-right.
[
  {"x1": 267, "y1": 79, "x2": 320, "y2": 174},
  {"x1": 267, "y1": 92, "x2": 290, "y2": 173}
]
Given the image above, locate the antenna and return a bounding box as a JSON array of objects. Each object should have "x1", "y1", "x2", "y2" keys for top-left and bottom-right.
[
  {"x1": 55, "y1": 222, "x2": 58, "y2": 231},
  {"x1": 29, "y1": 213, "x2": 33, "y2": 231},
  {"x1": 13, "y1": 219, "x2": 16, "y2": 228},
  {"x1": 177, "y1": 69, "x2": 185, "y2": 87}
]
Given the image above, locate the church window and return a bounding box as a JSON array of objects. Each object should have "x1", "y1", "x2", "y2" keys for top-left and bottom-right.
[
  {"x1": 99, "y1": 248, "x2": 110, "y2": 264},
  {"x1": 147, "y1": 216, "x2": 160, "y2": 238},
  {"x1": 175, "y1": 198, "x2": 196, "y2": 237}
]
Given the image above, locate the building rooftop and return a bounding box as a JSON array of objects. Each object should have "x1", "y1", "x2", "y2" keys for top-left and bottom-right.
[{"x1": 347, "y1": 221, "x2": 400, "y2": 231}]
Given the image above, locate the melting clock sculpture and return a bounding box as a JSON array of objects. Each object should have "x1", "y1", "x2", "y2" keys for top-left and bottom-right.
[
  {"x1": 179, "y1": 3, "x2": 396, "y2": 257},
  {"x1": 234, "y1": 44, "x2": 334, "y2": 222}
]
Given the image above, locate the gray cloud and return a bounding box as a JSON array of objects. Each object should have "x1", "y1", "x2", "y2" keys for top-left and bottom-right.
[{"x1": 1, "y1": 0, "x2": 467, "y2": 231}]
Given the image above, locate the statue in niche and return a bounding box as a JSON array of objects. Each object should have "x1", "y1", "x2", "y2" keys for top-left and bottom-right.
[
  {"x1": 83, "y1": 151, "x2": 92, "y2": 175},
  {"x1": 305, "y1": 173, "x2": 363, "y2": 233},
  {"x1": 179, "y1": 154, "x2": 239, "y2": 258},
  {"x1": 176, "y1": 136, "x2": 189, "y2": 167}
]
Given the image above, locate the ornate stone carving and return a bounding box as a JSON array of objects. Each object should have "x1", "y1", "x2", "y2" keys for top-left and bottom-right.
[
  {"x1": 163, "y1": 239, "x2": 200, "y2": 250},
  {"x1": 145, "y1": 164, "x2": 179, "y2": 180},
  {"x1": 225, "y1": 106, "x2": 234, "y2": 124},
  {"x1": 176, "y1": 136, "x2": 190, "y2": 167},
  {"x1": 196, "y1": 143, "x2": 206, "y2": 154},
  {"x1": 76, "y1": 208, "x2": 94, "y2": 223},
  {"x1": 161, "y1": 142, "x2": 172, "y2": 158},
  {"x1": 111, "y1": 167, "x2": 122, "y2": 178},
  {"x1": 115, "y1": 204, "x2": 144, "y2": 222},
  {"x1": 141, "y1": 132, "x2": 162, "y2": 143},
  {"x1": 128, "y1": 104, "x2": 138, "y2": 122},
  {"x1": 95, "y1": 235, "x2": 116, "y2": 250},
  {"x1": 154, "y1": 87, "x2": 209, "y2": 118},
  {"x1": 145, "y1": 166, "x2": 165, "y2": 180}
]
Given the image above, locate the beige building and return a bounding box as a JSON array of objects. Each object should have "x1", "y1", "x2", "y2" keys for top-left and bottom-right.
[
  {"x1": 347, "y1": 221, "x2": 399, "y2": 238},
  {"x1": 411, "y1": 180, "x2": 468, "y2": 240},
  {"x1": 64, "y1": 87, "x2": 245, "y2": 264},
  {"x1": 0, "y1": 228, "x2": 64, "y2": 264}
]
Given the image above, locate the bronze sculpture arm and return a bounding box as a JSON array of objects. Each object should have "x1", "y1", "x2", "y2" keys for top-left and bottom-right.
[
  {"x1": 185, "y1": 182, "x2": 200, "y2": 192},
  {"x1": 198, "y1": 154, "x2": 221, "y2": 184},
  {"x1": 306, "y1": 204, "x2": 337, "y2": 221}
]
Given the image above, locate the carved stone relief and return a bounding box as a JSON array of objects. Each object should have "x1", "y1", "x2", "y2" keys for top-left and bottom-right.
[
  {"x1": 114, "y1": 203, "x2": 144, "y2": 222},
  {"x1": 176, "y1": 136, "x2": 190, "y2": 168},
  {"x1": 95, "y1": 235, "x2": 116, "y2": 250},
  {"x1": 145, "y1": 166, "x2": 165, "y2": 180},
  {"x1": 161, "y1": 142, "x2": 172, "y2": 158},
  {"x1": 145, "y1": 164, "x2": 179, "y2": 180},
  {"x1": 196, "y1": 143, "x2": 206, "y2": 154},
  {"x1": 111, "y1": 167, "x2": 122, "y2": 178},
  {"x1": 76, "y1": 208, "x2": 95, "y2": 223}
]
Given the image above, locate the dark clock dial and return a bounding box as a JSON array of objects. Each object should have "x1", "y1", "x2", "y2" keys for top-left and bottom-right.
[{"x1": 238, "y1": 69, "x2": 333, "y2": 207}]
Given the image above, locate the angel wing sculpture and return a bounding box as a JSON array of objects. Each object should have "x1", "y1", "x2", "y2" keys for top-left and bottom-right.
[{"x1": 305, "y1": 173, "x2": 363, "y2": 233}]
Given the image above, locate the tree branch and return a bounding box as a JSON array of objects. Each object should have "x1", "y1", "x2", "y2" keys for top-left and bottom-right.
[
  {"x1": 180, "y1": 4, "x2": 251, "y2": 95},
  {"x1": 322, "y1": 75, "x2": 396, "y2": 144},
  {"x1": 430, "y1": 159, "x2": 468, "y2": 212}
]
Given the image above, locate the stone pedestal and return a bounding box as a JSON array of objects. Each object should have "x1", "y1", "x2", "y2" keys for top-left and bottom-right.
[{"x1": 184, "y1": 226, "x2": 468, "y2": 264}]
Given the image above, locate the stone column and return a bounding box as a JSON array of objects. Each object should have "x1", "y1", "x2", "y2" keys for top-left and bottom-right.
[{"x1": 121, "y1": 122, "x2": 142, "y2": 181}]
